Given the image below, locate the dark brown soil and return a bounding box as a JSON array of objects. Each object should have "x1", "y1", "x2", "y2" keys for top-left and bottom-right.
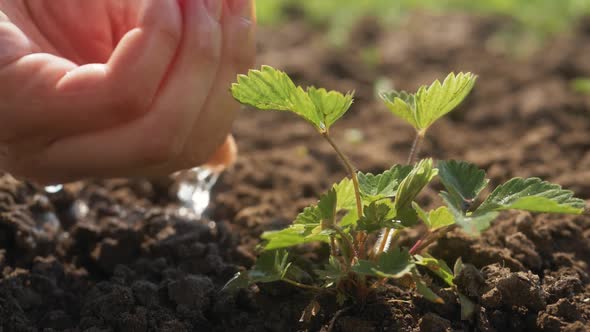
[{"x1": 2, "y1": 12, "x2": 590, "y2": 332}]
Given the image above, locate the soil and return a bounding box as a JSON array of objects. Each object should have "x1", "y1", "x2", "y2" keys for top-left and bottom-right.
[{"x1": 2, "y1": 11, "x2": 590, "y2": 332}]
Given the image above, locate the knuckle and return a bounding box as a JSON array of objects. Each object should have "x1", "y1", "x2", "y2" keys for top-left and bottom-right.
[{"x1": 114, "y1": 89, "x2": 152, "y2": 119}]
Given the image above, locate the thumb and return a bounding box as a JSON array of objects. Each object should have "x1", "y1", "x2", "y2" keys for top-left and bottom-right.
[{"x1": 204, "y1": 134, "x2": 237, "y2": 172}]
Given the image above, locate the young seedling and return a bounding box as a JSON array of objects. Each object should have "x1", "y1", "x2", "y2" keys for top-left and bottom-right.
[
  {"x1": 571, "y1": 78, "x2": 590, "y2": 94},
  {"x1": 225, "y1": 65, "x2": 586, "y2": 314}
]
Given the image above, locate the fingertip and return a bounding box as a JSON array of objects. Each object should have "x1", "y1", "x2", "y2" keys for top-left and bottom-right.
[{"x1": 204, "y1": 134, "x2": 237, "y2": 171}]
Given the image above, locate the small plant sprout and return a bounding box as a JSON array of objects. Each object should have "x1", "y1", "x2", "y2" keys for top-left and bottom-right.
[
  {"x1": 225, "y1": 65, "x2": 586, "y2": 313},
  {"x1": 571, "y1": 78, "x2": 590, "y2": 94}
]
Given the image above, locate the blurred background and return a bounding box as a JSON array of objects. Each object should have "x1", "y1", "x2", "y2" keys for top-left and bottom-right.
[{"x1": 256, "y1": 0, "x2": 590, "y2": 40}]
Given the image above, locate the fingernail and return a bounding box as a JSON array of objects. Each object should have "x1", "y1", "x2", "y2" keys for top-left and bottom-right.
[
  {"x1": 229, "y1": 0, "x2": 253, "y2": 19},
  {"x1": 204, "y1": 0, "x2": 222, "y2": 21}
]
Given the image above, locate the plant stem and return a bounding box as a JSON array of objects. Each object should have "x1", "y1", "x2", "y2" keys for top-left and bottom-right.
[
  {"x1": 407, "y1": 130, "x2": 425, "y2": 165},
  {"x1": 330, "y1": 236, "x2": 338, "y2": 256},
  {"x1": 408, "y1": 238, "x2": 425, "y2": 255},
  {"x1": 322, "y1": 133, "x2": 363, "y2": 218},
  {"x1": 283, "y1": 278, "x2": 323, "y2": 292},
  {"x1": 409, "y1": 225, "x2": 455, "y2": 255},
  {"x1": 331, "y1": 225, "x2": 358, "y2": 264},
  {"x1": 327, "y1": 306, "x2": 353, "y2": 332},
  {"x1": 374, "y1": 132, "x2": 425, "y2": 259},
  {"x1": 374, "y1": 228, "x2": 396, "y2": 257},
  {"x1": 374, "y1": 130, "x2": 427, "y2": 259}
]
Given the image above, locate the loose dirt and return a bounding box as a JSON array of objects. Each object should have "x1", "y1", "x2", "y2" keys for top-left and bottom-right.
[{"x1": 1, "y1": 12, "x2": 589, "y2": 332}]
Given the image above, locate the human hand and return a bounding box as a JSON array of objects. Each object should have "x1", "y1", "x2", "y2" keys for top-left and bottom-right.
[{"x1": 0, "y1": 0, "x2": 255, "y2": 184}]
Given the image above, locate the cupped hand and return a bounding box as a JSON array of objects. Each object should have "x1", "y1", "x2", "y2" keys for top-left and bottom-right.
[{"x1": 0, "y1": 0, "x2": 255, "y2": 184}]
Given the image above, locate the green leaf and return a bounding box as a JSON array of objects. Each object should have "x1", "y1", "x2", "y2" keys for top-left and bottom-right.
[
  {"x1": 437, "y1": 160, "x2": 488, "y2": 211},
  {"x1": 381, "y1": 73, "x2": 477, "y2": 132},
  {"x1": 231, "y1": 66, "x2": 354, "y2": 132},
  {"x1": 352, "y1": 247, "x2": 414, "y2": 279},
  {"x1": 451, "y1": 257, "x2": 476, "y2": 319},
  {"x1": 415, "y1": 72, "x2": 477, "y2": 130},
  {"x1": 318, "y1": 188, "x2": 337, "y2": 223},
  {"x1": 294, "y1": 205, "x2": 323, "y2": 225},
  {"x1": 453, "y1": 257, "x2": 464, "y2": 276},
  {"x1": 262, "y1": 180, "x2": 360, "y2": 250},
  {"x1": 571, "y1": 78, "x2": 590, "y2": 94},
  {"x1": 333, "y1": 178, "x2": 356, "y2": 210},
  {"x1": 262, "y1": 205, "x2": 328, "y2": 250},
  {"x1": 231, "y1": 66, "x2": 318, "y2": 125},
  {"x1": 458, "y1": 293, "x2": 476, "y2": 320},
  {"x1": 223, "y1": 271, "x2": 250, "y2": 291},
  {"x1": 394, "y1": 159, "x2": 438, "y2": 226},
  {"x1": 412, "y1": 203, "x2": 455, "y2": 231},
  {"x1": 442, "y1": 192, "x2": 498, "y2": 235},
  {"x1": 249, "y1": 250, "x2": 291, "y2": 283},
  {"x1": 262, "y1": 225, "x2": 330, "y2": 250},
  {"x1": 357, "y1": 201, "x2": 399, "y2": 233},
  {"x1": 379, "y1": 90, "x2": 417, "y2": 129},
  {"x1": 224, "y1": 250, "x2": 294, "y2": 291},
  {"x1": 358, "y1": 165, "x2": 413, "y2": 200},
  {"x1": 307, "y1": 87, "x2": 354, "y2": 131},
  {"x1": 415, "y1": 255, "x2": 454, "y2": 287},
  {"x1": 314, "y1": 256, "x2": 346, "y2": 288},
  {"x1": 415, "y1": 278, "x2": 444, "y2": 304},
  {"x1": 477, "y1": 177, "x2": 585, "y2": 215},
  {"x1": 339, "y1": 209, "x2": 359, "y2": 227}
]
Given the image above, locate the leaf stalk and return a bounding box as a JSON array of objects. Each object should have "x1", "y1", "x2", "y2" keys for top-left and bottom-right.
[{"x1": 407, "y1": 130, "x2": 425, "y2": 165}]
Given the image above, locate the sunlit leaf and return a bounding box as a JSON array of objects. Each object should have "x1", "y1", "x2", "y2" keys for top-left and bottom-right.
[
  {"x1": 232, "y1": 66, "x2": 354, "y2": 132},
  {"x1": 380, "y1": 90, "x2": 417, "y2": 129},
  {"x1": 231, "y1": 66, "x2": 318, "y2": 125},
  {"x1": 381, "y1": 73, "x2": 477, "y2": 131},
  {"x1": 414, "y1": 72, "x2": 477, "y2": 130},
  {"x1": 415, "y1": 255, "x2": 454, "y2": 287},
  {"x1": 412, "y1": 203, "x2": 455, "y2": 231},
  {"x1": 333, "y1": 178, "x2": 356, "y2": 210},
  {"x1": 358, "y1": 165, "x2": 413, "y2": 200},
  {"x1": 339, "y1": 209, "x2": 359, "y2": 227},
  {"x1": 476, "y1": 177, "x2": 585, "y2": 215},
  {"x1": 307, "y1": 87, "x2": 354, "y2": 131},
  {"x1": 262, "y1": 206, "x2": 327, "y2": 250},
  {"x1": 395, "y1": 159, "x2": 438, "y2": 226},
  {"x1": 261, "y1": 225, "x2": 329, "y2": 251}
]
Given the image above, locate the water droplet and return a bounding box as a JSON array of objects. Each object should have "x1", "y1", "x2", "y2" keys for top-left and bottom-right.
[
  {"x1": 174, "y1": 167, "x2": 220, "y2": 218},
  {"x1": 71, "y1": 199, "x2": 89, "y2": 219},
  {"x1": 44, "y1": 184, "x2": 63, "y2": 194}
]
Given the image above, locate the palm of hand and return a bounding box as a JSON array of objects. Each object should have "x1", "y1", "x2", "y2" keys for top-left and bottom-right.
[{"x1": 0, "y1": 0, "x2": 254, "y2": 184}]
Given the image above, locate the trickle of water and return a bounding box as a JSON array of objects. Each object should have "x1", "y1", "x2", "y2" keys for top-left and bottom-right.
[
  {"x1": 175, "y1": 167, "x2": 220, "y2": 218},
  {"x1": 44, "y1": 184, "x2": 64, "y2": 193},
  {"x1": 31, "y1": 194, "x2": 61, "y2": 236},
  {"x1": 44, "y1": 184, "x2": 90, "y2": 219}
]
